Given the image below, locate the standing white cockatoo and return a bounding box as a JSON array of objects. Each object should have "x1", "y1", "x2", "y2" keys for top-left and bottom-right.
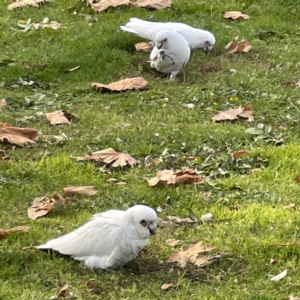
[
  {"x1": 120, "y1": 17, "x2": 215, "y2": 51},
  {"x1": 149, "y1": 30, "x2": 191, "y2": 79},
  {"x1": 37, "y1": 205, "x2": 158, "y2": 271}
]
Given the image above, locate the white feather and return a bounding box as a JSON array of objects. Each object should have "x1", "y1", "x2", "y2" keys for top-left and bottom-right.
[
  {"x1": 149, "y1": 30, "x2": 191, "y2": 79},
  {"x1": 37, "y1": 205, "x2": 157, "y2": 270},
  {"x1": 120, "y1": 17, "x2": 215, "y2": 51}
]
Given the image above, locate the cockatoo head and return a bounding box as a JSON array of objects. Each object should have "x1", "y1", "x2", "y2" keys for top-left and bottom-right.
[
  {"x1": 198, "y1": 30, "x2": 216, "y2": 51},
  {"x1": 126, "y1": 205, "x2": 158, "y2": 239},
  {"x1": 155, "y1": 30, "x2": 182, "y2": 50}
]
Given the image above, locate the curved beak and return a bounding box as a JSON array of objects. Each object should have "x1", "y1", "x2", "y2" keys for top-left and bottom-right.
[
  {"x1": 205, "y1": 44, "x2": 214, "y2": 51},
  {"x1": 148, "y1": 222, "x2": 157, "y2": 235},
  {"x1": 157, "y1": 41, "x2": 163, "y2": 49}
]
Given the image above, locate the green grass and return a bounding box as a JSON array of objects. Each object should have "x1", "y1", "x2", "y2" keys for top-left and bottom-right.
[{"x1": 1, "y1": 0, "x2": 300, "y2": 299}]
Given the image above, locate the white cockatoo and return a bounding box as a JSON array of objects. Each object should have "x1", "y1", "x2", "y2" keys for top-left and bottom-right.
[
  {"x1": 149, "y1": 30, "x2": 191, "y2": 79},
  {"x1": 120, "y1": 17, "x2": 215, "y2": 51},
  {"x1": 37, "y1": 205, "x2": 158, "y2": 271}
]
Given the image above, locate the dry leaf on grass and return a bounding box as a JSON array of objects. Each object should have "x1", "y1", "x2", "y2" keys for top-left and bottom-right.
[
  {"x1": 135, "y1": 41, "x2": 153, "y2": 52},
  {"x1": 45, "y1": 110, "x2": 75, "y2": 125},
  {"x1": 52, "y1": 284, "x2": 69, "y2": 300},
  {"x1": 147, "y1": 169, "x2": 204, "y2": 186},
  {"x1": 132, "y1": 0, "x2": 172, "y2": 9},
  {"x1": 0, "y1": 226, "x2": 30, "y2": 238},
  {"x1": 161, "y1": 283, "x2": 173, "y2": 290},
  {"x1": 27, "y1": 196, "x2": 56, "y2": 219},
  {"x1": 92, "y1": 77, "x2": 148, "y2": 92},
  {"x1": 28, "y1": 193, "x2": 76, "y2": 218},
  {"x1": 18, "y1": 18, "x2": 62, "y2": 32},
  {"x1": 0, "y1": 99, "x2": 7, "y2": 106},
  {"x1": 167, "y1": 216, "x2": 198, "y2": 224},
  {"x1": 294, "y1": 175, "x2": 300, "y2": 183},
  {"x1": 211, "y1": 104, "x2": 254, "y2": 122},
  {"x1": 88, "y1": 0, "x2": 130, "y2": 12},
  {"x1": 167, "y1": 241, "x2": 215, "y2": 267},
  {"x1": 166, "y1": 239, "x2": 181, "y2": 246},
  {"x1": 71, "y1": 147, "x2": 137, "y2": 167},
  {"x1": 0, "y1": 127, "x2": 38, "y2": 146},
  {"x1": 224, "y1": 11, "x2": 250, "y2": 20},
  {"x1": 225, "y1": 37, "x2": 252, "y2": 53},
  {"x1": 63, "y1": 186, "x2": 97, "y2": 196},
  {"x1": 0, "y1": 122, "x2": 11, "y2": 128},
  {"x1": 8, "y1": 0, "x2": 53, "y2": 10},
  {"x1": 233, "y1": 149, "x2": 251, "y2": 159},
  {"x1": 51, "y1": 193, "x2": 78, "y2": 209},
  {"x1": 107, "y1": 178, "x2": 127, "y2": 185}
]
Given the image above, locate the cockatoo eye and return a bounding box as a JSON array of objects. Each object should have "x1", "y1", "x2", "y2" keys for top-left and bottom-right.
[{"x1": 140, "y1": 220, "x2": 147, "y2": 227}]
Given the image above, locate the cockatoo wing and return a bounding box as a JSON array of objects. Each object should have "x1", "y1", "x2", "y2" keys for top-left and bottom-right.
[
  {"x1": 37, "y1": 216, "x2": 124, "y2": 257},
  {"x1": 121, "y1": 18, "x2": 186, "y2": 41},
  {"x1": 121, "y1": 18, "x2": 215, "y2": 51}
]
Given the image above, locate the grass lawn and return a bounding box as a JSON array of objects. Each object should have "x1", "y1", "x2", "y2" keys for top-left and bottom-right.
[{"x1": 1, "y1": 0, "x2": 300, "y2": 299}]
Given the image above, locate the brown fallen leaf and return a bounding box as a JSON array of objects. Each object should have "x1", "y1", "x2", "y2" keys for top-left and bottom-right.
[
  {"x1": 71, "y1": 148, "x2": 137, "y2": 167},
  {"x1": 211, "y1": 104, "x2": 254, "y2": 122},
  {"x1": 167, "y1": 216, "x2": 198, "y2": 224},
  {"x1": 134, "y1": 41, "x2": 153, "y2": 52},
  {"x1": 167, "y1": 241, "x2": 215, "y2": 267},
  {"x1": 92, "y1": 77, "x2": 148, "y2": 92},
  {"x1": 233, "y1": 149, "x2": 251, "y2": 159},
  {"x1": 50, "y1": 192, "x2": 78, "y2": 209},
  {"x1": 147, "y1": 169, "x2": 176, "y2": 186},
  {"x1": 107, "y1": 178, "x2": 127, "y2": 185},
  {"x1": 0, "y1": 122, "x2": 11, "y2": 128},
  {"x1": 45, "y1": 110, "x2": 74, "y2": 125},
  {"x1": 93, "y1": 148, "x2": 137, "y2": 167},
  {"x1": 229, "y1": 205, "x2": 239, "y2": 211},
  {"x1": 161, "y1": 283, "x2": 173, "y2": 290},
  {"x1": 132, "y1": 0, "x2": 172, "y2": 9},
  {"x1": 166, "y1": 239, "x2": 181, "y2": 246},
  {"x1": 294, "y1": 175, "x2": 300, "y2": 183},
  {"x1": 0, "y1": 226, "x2": 30, "y2": 238},
  {"x1": 157, "y1": 217, "x2": 172, "y2": 226},
  {"x1": 8, "y1": 0, "x2": 53, "y2": 10},
  {"x1": 63, "y1": 186, "x2": 98, "y2": 196},
  {"x1": 225, "y1": 37, "x2": 252, "y2": 53},
  {"x1": 270, "y1": 258, "x2": 278, "y2": 264},
  {"x1": 147, "y1": 169, "x2": 204, "y2": 186},
  {"x1": 174, "y1": 169, "x2": 204, "y2": 184},
  {"x1": 28, "y1": 196, "x2": 55, "y2": 219},
  {"x1": 0, "y1": 127, "x2": 38, "y2": 147},
  {"x1": 0, "y1": 99, "x2": 7, "y2": 106},
  {"x1": 53, "y1": 283, "x2": 69, "y2": 300},
  {"x1": 88, "y1": 0, "x2": 130, "y2": 12},
  {"x1": 224, "y1": 11, "x2": 250, "y2": 20}
]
